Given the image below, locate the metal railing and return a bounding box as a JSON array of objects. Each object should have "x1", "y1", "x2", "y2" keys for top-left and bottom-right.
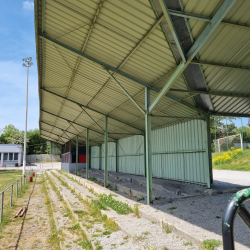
[
  {"x1": 0, "y1": 169, "x2": 33, "y2": 222},
  {"x1": 222, "y1": 188, "x2": 250, "y2": 250}
]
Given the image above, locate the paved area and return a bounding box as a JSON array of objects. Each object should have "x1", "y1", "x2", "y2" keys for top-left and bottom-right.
[{"x1": 0, "y1": 162, "x2": 61, "y2": 172}]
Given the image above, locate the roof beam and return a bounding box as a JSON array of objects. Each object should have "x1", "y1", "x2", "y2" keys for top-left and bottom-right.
[
  {"x1": 169, "y1": 9, "x2": 250, "y2": 30},
  {"x1": 169, "y1": 89, "x2": 250, "y2": 99},
  {"x1": 80, "y1": 107, "x2": 104, "y2": 132},
  {"x1": 151, "y1": 115, "x2": 205, "y2": 120},
  {"x1": 211, "y1": 112, "x2": 250, "y2": 118},
  {"x1": 41, "y1": 120, "x2": 100, "y2": 144},
  {"x1": 149, "y1": 0, "x2": 236, "y2": 113},
  {"x1": 41, "y1": 128, "x2": 72, "y2": 142},
  {"x1": 40, "y1": 133, "x2": 63, "y2": 145},
  {"x1": 105, "y1": 69, "x2": 145, "y2": 114},
  {"x1": 158, "y1": 0, "x2": 186, "y2": 62},
  {"x1": 39, "y1": 33, "x2": 205, "y2": 114},
  {"x1": 191, "y1": 60, "x2": 250, "y2": 71},
  {"x1": 41, "y1": 109, "x2": 116, "y2": 140},
  {"x1": 41, "y1": 88, "x2": 144, "y2": 133}
]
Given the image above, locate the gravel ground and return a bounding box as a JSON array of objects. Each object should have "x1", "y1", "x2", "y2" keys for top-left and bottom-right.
[
  {"x1": 49, "y1": 172, "x2": 141, "y2": 250},
  {"x1": 56, "y1": 171, "x2": 200, "y2": 250},
  {"x1": 74, "y1": 168, "x2": 250, "y2": 250}
]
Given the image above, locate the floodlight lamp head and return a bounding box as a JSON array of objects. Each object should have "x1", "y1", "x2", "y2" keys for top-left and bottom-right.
[
  {"x1": 27, "y1": 57, "x2": 32, "y2": 61},
  {"x1": 28, "y1": 61, "x2": 33, "y2": 66},
  {"x1": 23, "y1": 58, "x2": 27, "y2": 62},
  {"x1": 22, "y1": 63, "x2": 26, "y2": 67}
]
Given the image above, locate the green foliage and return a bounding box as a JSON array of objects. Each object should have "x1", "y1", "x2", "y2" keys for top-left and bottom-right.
[
  {"x1": 99, "y1": 194, "x2": 132, "y2": 215},
  {"x1": 202, "y1": 239, "x2": 221, "y2": 250}
]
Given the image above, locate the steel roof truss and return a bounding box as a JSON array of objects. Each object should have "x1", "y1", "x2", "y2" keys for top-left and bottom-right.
[
  {"x1": 105, "y1": 69, "x2": 145, "y2": 115},
  {"x1": 149, "y1": 0, "x2": 237, "y2": 113}
]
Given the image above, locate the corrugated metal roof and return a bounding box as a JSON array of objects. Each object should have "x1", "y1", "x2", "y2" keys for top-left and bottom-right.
[{"x1": 35, "y1": 0, "x2": 250, "y2": 145}]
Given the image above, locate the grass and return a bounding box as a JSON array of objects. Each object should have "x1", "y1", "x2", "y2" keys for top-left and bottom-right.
[
  {"x1": 0, "y1": 170, "x2": 23, "y2": 191},
  {"x1": 212, "y1": 148, "x2": 250, "y2": 171},
  {"x1": 134, "y1": 204, "x2": 140, "y2": 218},
  {"x1": 99, "y1": 194, "x2": 132, "y2": 215},
  {"x1": 101, "y1": 214, "x2": 119, "y2": 232},
  {"x1": 201, "y1": 239, "x2": 222, "y2": 250},
  {"x1": 163, "y1": 223, "x2": 172, "y2": 234}
]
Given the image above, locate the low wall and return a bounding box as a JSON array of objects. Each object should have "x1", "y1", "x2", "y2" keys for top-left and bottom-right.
[
  {"x1": 61, "y1": 163, "x2": 86, "y2": 172},
  {"x1": 26, "y1": 154, "x2": 61, "y2": 163}
]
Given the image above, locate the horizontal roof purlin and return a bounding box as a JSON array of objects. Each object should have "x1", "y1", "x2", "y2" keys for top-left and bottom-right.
[{"x1": 36, "y1": 0, "x2": 250, "y2": 145}]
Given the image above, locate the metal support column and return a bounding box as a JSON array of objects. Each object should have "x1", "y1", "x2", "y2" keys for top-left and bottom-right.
[
  {"x1": 115, "y1": 141, "x2": 119, "y2": 172},
  {"x1": 206, "y1": 115, "x2": 213, "y2": 188},
  {"x1": 76, "y1": 135, "x2": 78, "y2": 175},
  {"x1": 86, "y1": 128, "x2": 89, "y2": 179},
  {"x1": 99, "y1": 144, "x2": 102, "y2": 170},
  {"x1": 241, "y1": 117, "x2": 244, "y2": 150},
  {"x1": 214, "y1": 117, "x2": 217, "y2": 152},
  {"x1": 104, "y1": 116, "x2": 108, "y2": 187},
  {"x1": 145, "y1": 88, "x2": 153, "y2": 204},
  {"x1": 226, "y1": 117, "x2": 229, "y2": 151}
]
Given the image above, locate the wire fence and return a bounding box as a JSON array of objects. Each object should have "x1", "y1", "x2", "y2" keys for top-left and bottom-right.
[{"x1": 0, "y1": 169, "x2": 33, "y2": 223}]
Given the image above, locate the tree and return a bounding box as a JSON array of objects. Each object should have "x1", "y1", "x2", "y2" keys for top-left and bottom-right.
[{"x1": 0, "y1": 124, "x2": 20, "y2": 144}]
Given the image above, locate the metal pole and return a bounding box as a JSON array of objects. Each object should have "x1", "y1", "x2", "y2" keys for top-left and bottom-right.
[
  {"x1": 104, "y1": 116, "x2": 108, "y2": 187},
  {"x1": 206, "y1": 115, "x2": 212, "y2": 188},
  {"x1": 99, "y1": 144, "x2": 102, "y2": 170},
  {"x1": 226, "y1": 117, "x2": 229, "y2": 151},
  {"x1": 241, "y1": 117, "x2": 244, "y2": 150},
  {"x1": 10, "y1": 185, "x2": 13, "y2": 207},
  {"x1": 145, "y1": 88, "x2": 153, "y2": 204},
  {"x1": 1, "y1": 192, "x2": 3, "y2": 223},
  {"x1": 23, "y1": 66, "x2": 29, "y2": 175},
  {"x1": 214, "y1": 116, "x2": 217, "y2": 152},
  {"x1": 86, "y1": 128, "x2": 89, "y2": 179},
  {"x1": 21, "y1": 177, "x2": 22, "y2": 190},
  {"x1": 115, "y1": 140, "x2": 119, "y2": 172},
  {"x1": 16, "y1": 181, "x2": 18, "y2": 197},
  {"x1": 76, "y1": 135, "x2": 78, "y2": 176}
]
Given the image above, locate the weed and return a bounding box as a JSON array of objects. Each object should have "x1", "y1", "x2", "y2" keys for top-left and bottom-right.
[
  {"x1": 183, "y1": 241, "x2": 192, "y2": 246},
  {"x1": 168, "y1": 207, "x2": 177, "y2": 210},
  {"x1": 137, "y1": 197, "x2": 145, "y2": 201},
  {"x1": 163, "y1": 223, "x2": 172, "y2": 234},
  {"x1": 63, "y1": 213, "x2": 69, "y2": 217},
  {"x1": 155, "y1": 196, "x2": 164, "y2": 200},
  {"x1": 68, "y1": 223, "x2": 80, "y2": 230},
  {"x1": 89, "y1": 176, "x2": 97, "y2": 182},
  {"x1": 102, "y1": 230, "x2": 111, "y2": 235},
  {"x1": 99, "y1": 194, "x2": 132, "y2": 214},
  {"x1": 202, "y1": 239, "x2": 222, "y2": 250},
  {"x1": 101, "y1": 214, "x2": 119, "y2": 232},
  {"x1": 92, "y1": 234, "x2": 101, "y2": 238},
  {"x1": 134, "y1": 204, "x2": 141, "y2": 218},
  {"x1": 151, "y1": 221, "x2": 156, "y2": 224},
  {"x1": 74, "y1": 210, "x2": 88, "y2": 217},
  {"x1": 78, "y1": 240, "x2": 92, "y2": 249}
]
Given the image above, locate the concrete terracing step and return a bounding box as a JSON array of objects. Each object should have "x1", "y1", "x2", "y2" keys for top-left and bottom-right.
[{"x1": 58, "y1": 171, "x2": 202, "y2": 250}]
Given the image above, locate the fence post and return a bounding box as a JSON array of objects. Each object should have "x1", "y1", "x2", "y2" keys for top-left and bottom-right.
[
  {"x1": 1, "y1": 192, "x2": 4, "y2": 223},
  {"x1": 10, "y1": 185, "x2": 13, "y2": 207},
  {"x1": 16, "y1": 181, "x2": 18, "y2": 197}
]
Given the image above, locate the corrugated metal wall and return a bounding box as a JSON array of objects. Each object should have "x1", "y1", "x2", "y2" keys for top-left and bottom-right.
[
  {"x1": 118, "y1": 135, "x2": 145, "y2": 175},
  {"x1": 50, "y1": 142, "x2": 62, "y2": 155},
  {"x1": 151, "y1": 120, "x2": 209, "y2": 185},
  {"x1": 90, "y1": 120, "x2": 209, "y2": 185},
  {"x1": 90, "y1": 146, "x2": 100, "y2": 169}
]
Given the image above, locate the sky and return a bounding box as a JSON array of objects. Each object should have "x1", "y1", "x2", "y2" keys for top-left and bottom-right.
[
  {"x1": 0, "y1": 1, "x2": 39, "y2": 132},
  {"x1": 0, "y1": 1, "x2": 248, "y2": 134}
]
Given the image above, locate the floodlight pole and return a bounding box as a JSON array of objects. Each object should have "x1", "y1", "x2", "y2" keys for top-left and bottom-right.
[{"x1": 22, "y1": 57, "x2": 33, "y2": 175}]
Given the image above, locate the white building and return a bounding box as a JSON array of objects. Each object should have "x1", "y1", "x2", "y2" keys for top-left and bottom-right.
[{"x1": 0, "y1": 144, "x2": 23, "y2": 167}]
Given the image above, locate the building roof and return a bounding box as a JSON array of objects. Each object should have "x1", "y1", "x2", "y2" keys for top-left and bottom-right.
[
  {"x1": 0, "y1": 144, "x2": 23, "y2": 153},
  {"x1": 35, "y1": 0, "x2": 250, "y2": 146}
]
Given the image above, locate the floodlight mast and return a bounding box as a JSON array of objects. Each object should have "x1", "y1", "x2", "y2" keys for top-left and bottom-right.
[{"x1": 22, "y1": 57, "x2": 32, "y2": 175}]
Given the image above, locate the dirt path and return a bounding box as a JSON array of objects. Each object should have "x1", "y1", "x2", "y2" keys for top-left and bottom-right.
[{"x1": 0, "y1": 174, "x2": 54, "y2": 250}]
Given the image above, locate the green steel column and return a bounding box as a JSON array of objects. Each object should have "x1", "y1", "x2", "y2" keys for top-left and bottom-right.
[
  {"x1": 241, "y1": 117, "x2": 244, "y2": 150},
  {"x1": 104, "y1": 116, "x2": 108, "y2": 187},
  {"x1": 226, "y1": 117, "x2": 229, "y2": 151},
  {"x1": 145, "y1": 88, "x2": 153, "y2": 204},
  {"x1": 86, "y1": 128, "x2": 89, "y2": 179},
  {"x1": 143, "y1": 134, "x2": 147, "y2": 177},
  {"x1": 76, "y1": 135, "x2": 78, "y2": 175},
  {"x1": 99, "y1": 144, "x2": 102, "y2": 170},
  {"x1": 214, "y1": 117, "x2": 217, "y2": 152},
  {"x1": 49, "y1": 141, "x2": 52, "y2": 154},
  {"x1": 115, "y1": 141, "x2": 119, "y2": 172},
  {"x1": 205, "y1": 115, "x2": 213, "y2": 188}
]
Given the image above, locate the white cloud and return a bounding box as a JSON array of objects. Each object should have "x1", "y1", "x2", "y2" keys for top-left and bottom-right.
[{"x1": 22, "y1": 1, "x2": 34, "y2": 11}]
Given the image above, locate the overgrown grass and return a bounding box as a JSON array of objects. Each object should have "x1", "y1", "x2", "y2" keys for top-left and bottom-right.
[
  {"x1": 213, "y1": 148, "x2": 250, "y2": 171},
  {"x1": 99, "y1": 194, "x2": 132, "y2": 215},
  {"x1": 201, "y1": 239, "x2": 221, "y2": 250},
  {"x1": 101, "y1": 214, "x2": 119, "y2": 232},
  {"x1": 0, "y1": 170, "x2": 23, "y2": 191}
]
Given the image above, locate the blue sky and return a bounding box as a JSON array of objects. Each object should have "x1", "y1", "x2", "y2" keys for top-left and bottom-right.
[
  {"x1": 0, "y1": 1, "x2": 248, "y2": 133},
  {"x1": 0, "y1": 1, "x2": 38, "y2": 132}
]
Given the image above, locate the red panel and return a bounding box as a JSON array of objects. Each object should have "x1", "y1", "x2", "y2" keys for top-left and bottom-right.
[{"x1": 79, "y1": 154, "x2": 86, "y2": 163}]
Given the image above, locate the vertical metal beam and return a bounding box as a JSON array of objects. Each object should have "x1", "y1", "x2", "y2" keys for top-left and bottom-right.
[
  {"x1": 206, "y1": 116, "x2": 213, "y2": 188},
  {"x1": 99, "y1": 144, "x2": 102, "y2": 170},
  {"x1": 104, "y1": 116, "x2": 108, "y2": 187},
  {"x1": 76, "y1": 135, "x2": 78, "y2": 176},
  {"x1": 86, "y1": 128, "x2": 89, "y2": 180},
  {"x1": 241, "y1": 117, "x2": 244, "y2": 150},
  {"x1": 115, "y1": 141, "x2": 119, "y2": 172},
  {"x1": 214, "y1": 116, "x2": 217, "y2": 152},
  {"x1": 145, "y1": 88, "x2": 153, "y2": 204},
  {"x1": 226, "y1": 117, "x2": 229, "y2": 151}
]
